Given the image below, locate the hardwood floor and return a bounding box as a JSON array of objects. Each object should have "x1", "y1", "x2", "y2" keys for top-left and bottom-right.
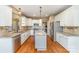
[{"x1": 16, "y1": 36, "x2": 69, "y2": 53}]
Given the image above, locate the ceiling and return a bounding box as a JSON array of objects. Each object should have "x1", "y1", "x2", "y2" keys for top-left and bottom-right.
[{"x1": 13, "y1": 5, "x2": 71, "y2": 18}]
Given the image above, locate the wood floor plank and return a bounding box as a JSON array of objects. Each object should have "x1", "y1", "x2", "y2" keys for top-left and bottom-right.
[{"x1": 16, "y1": 36, "x2": 69, "y2": 53}]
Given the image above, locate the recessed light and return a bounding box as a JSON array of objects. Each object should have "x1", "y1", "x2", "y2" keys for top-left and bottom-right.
[
  {"x1": 45, "y1": 14, "x2": 48, "y2": 16},
  {"x1": 33, "y1": 14, "x2": 36, "y2": 16},
  {"x1": 40, "y1": 19, "x2": 42, "y2": 20},
  {"x1": 29, "y1": 18, "x2": 32, "y2": 20}
]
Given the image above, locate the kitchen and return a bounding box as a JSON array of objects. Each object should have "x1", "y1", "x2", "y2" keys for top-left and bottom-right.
[
  {"x1": 0, "y1": 5, "x2": 79, "y2": 53},
  {"x1": 0, "y1": 5, "x2": 47, "y2": 53}
]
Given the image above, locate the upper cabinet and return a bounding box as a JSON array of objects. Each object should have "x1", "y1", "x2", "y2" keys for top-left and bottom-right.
[
  {"x1": 60, "y1": 6, "x2": 74, "y2": 26},
  {"x1": 20, "y1": 16, "x2": 27, "y2": 26},
  {"x1": 72, "y1": 6, "x2": 79, "y2": 26},
  {"x1": 0, "y1": 6, "x2": 12, "y2": 26},
  {"x1": 20, "y1": 17, "x2": 42, "y2": 26},
  {"x1": 32, "y1": 19, "x2": 42, "y2": 26},
  {"x1": 27, "y1": 18, "x2": 32, "y2": 26},
  {"x1": 55, "y1": 6, "x2": 79, "y2": 26},
  {"x1": 55, "y1": 12, "x2": 63, "y2": 21},
  {"x1": 20, "y1": 16, "x2": 32, "y2": 26}
]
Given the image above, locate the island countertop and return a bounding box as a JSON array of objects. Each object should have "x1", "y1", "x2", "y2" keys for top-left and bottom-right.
[{"x1": 35, "y1": 30, "x2": 46, "y2": 36}]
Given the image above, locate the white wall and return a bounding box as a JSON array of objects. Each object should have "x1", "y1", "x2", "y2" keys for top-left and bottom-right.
[{"x1": 47, "y1": 16, "x2": 54, "y2": 36}]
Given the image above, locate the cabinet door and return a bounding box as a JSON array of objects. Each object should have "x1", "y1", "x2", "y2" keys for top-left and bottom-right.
[
  {"x1": 30, "y1": 30, "x2": 34, "y2": 35},
  {"x1": 55, "y1": 13, "x2": 62, "y2": 21},
  {"x1": 35, "y1": 36, "x2": 46, "y2": 49},
  {"x1": 73, "y1": 6, "x2": 79, "y2": 26},
  {"x1": 21, "y1": 33, "x2": 25, "y2": 44},
  {"x1": 62, "y1": 36, "x2": 68, "y2": 49},
  {"x1": 56, "y1": 33, "x2": 60, "y2": 43},
  {"x1": 14, "y1": 35, "x2": 21, "y2": 52},
  {"x1": 55, "y1": 14, "x2": 60, "y2": 21},
  {"x1": 60, "y1": 6, "x2": 79, "y2": 26},
  {"x1": 56, "y1": 33, "x2": 62, "y2": 44},
  {"x1": 68, "y1": 37, "x2": 79, "y2": 53},
  {"x1": 0, "y1": 6, "x2": 12, "y2": 26},
  {"x1": 59, "y1": 34, "x2": 64, "y2": 45},
  {"x1": 21, "y1": 16, "x2": 27, "y2": 26},
  {"x1": 28, "y1": 18, "x2": 32, "y2": 26},
  {"x1": 60, "y1": 7, "x2": 73, "y2": 26}
]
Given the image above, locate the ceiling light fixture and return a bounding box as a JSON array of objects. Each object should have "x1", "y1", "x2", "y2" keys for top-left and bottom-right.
[
  {"x1": 45, "y1": 14, "x2": 48, "y2": 16},
  {"x1": 18, "y1": 8, "x2": 21, "y2": 15},
  {"x1": 40, "y1": 6, "x2": 42, "y2": 19},
  {"x1": 33, "y1": 14, "x2": 36, "y2": 16}
]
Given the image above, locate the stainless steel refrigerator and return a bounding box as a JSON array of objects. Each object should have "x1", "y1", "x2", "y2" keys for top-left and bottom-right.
[{"x1": 50, "y1": 21, "x2": 63, "y2": 41}]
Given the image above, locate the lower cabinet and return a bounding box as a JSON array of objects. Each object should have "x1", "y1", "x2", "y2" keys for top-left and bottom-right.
[
  {"x1": 68, "y1": 37, "x2": 79, "y2": 53},
  {"x1": 0, "y1": 34, "x2": 21, "y2": 53},
  {"x1": 30, "y1": 30, "x2": 34, "y2": 35},
  {"x1": 21, "y1": 31, "x2": 30, "y2": 44},
  {"x1": 13, "y1": 35, "x2": 21, "y2": 52},
  {"x1": 56, "y1": 33, "x2": 69, "y2": 52},
  {"x1": 61, "y1": 36, "x2": 68, "y2": 49},
  {"x1": 35, "y1": 35, "x2": 47, "y2": 50},
  {"x1": 56, "y1": 32, "x2": 79, "y2": 53}
]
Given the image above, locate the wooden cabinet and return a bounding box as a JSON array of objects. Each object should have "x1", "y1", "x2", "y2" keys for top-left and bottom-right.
[
  {"x1": 27, "y1": 18, "x2": 32, "y2": 26},
  {"x1": 68, "y1": 37, "x2": 79, "y2": 53},
  {"x1": 0, "y1": 6, "x2": 12, "y2": 26},
  {"x1": 56, "y1": 32, "x2": 79, "y2": 53},
  {"x1": 55, "y1": 12, "x2": 63, "y2": 21},
  {"x1": 20, "y1": 16, "x2": 32, "y2": 26},
  {"x1": 21, "y1": 31, "x2": 30, "y2": 44},
  {"x1": 60, "y1": 6, "x2": 74, "y2": 26},
  {"x1": 30, "y1": 30, "x2": 34, "y2": 35},
  {"x1": 21, "y1": 18, "x2": 42, "y2": 26},
  {"x1": 72, "y1": 6, "x2": 79, "y2": 26},
  {"x1": 21, "y1": 32, "x2": 27, "y2": 44},
  {"x1": 21, "y1": 16, "x2": 27, "y2": 26},
  {"x1": 32, "y1": 19, "x2": 42, "y2": 26},
  {"x1": 55, "y1": 6, "x2": 79, "y2": 26},
  {"x1": 56, "y1": 33, "x2": 68, "y2": 50},
  {"x1": 13, "y1": 35, "x2": 21, "y2": 52},
  {"x1": 0, "y1": 34, "x2": 21, "y2": 53}
]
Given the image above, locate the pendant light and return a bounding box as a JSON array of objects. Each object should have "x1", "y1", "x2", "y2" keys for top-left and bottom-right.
[
  {"x1": 18, "y1": 8, "x2": 21, "y2": 15},
  {"x1": 40, "y1": 6, "x2": 42, "y2": 20}
]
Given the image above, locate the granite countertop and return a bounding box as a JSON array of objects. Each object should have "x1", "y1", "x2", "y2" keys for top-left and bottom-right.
[
  {"x1": 0, "y1": 29, "x2": 31, "y2": 38},
  {"x1": 57, "y1": 32, "x2": 79, "y2": 37},
  {"x1": 10, "y1": 33, "x2": 21, "y2": 37},
  {"x1": 18, "y1": 30, "x2": 30, "y2": 34},
  {"x1": 0, "y1": 32, "x2": 21, "y2": 38},
  {"x1": 35, "y1": 30, "x2": 46, "y2": 36}
]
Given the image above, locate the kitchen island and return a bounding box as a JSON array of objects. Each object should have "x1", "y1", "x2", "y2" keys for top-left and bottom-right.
[
  {"x1": 0, "y1": 33, "x2": 21, "y2": 53},
  {"x1": 35, "y1": 30, "x2": 47, "y2": 51}
]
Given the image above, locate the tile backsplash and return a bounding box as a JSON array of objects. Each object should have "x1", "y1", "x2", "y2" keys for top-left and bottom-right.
[
  {"x1": 63, "y1": 27, "x2": 79, "y2": 34},
  {"x1": 0, "y1": 26, "x2": 12, "y2": 32}
]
